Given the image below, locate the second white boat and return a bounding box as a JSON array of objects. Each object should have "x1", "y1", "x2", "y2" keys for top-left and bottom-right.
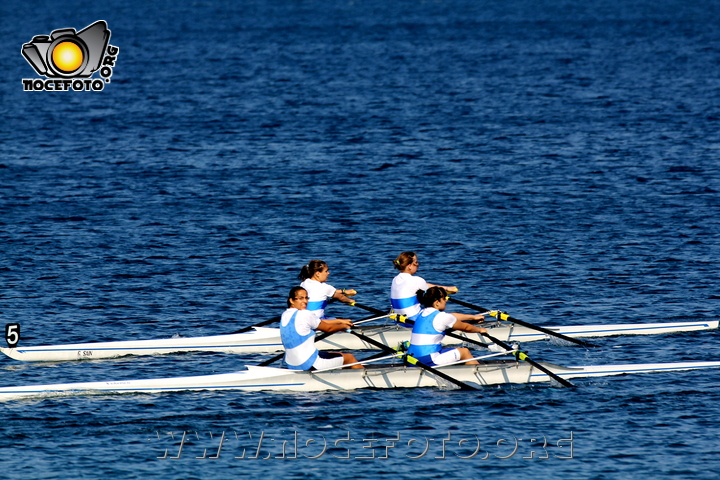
[{"x1": 2, "y1": 320, "x2": 717, "y2": 362}]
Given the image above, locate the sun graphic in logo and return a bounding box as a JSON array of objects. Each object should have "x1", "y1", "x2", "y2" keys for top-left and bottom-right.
[{"x1": 51, "y1": 41, "x2": 84, "y2": 73}]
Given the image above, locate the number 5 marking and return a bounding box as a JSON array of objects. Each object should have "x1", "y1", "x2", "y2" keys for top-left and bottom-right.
[{"x1": 5, "y1": 323, "x2": 20, "y2": 348}]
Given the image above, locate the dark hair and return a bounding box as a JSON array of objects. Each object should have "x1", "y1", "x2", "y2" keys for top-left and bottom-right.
[
  {"x1": 416, "y1": 286, "x2": 447, "y2": 308},
  {"x1": 393, "y1": 251, "x2": 417, "y2": 271},
  {"x1": 287, "y1": 286, "x2": 307, "y2": 307},
  {"x1": 298, "y1": 260, "x2": 328, "y2": 280}
]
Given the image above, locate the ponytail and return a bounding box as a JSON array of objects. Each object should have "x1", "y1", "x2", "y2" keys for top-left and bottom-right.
[
  {"x1": 416, "y1": 286, "x2": 447, "y2": 308},
  {"x1": 393, "y1": 251, "x2": 417, "y2": 271},
  {"x1": 298, "y1": 260, "x2": 328, "y2": 280}
]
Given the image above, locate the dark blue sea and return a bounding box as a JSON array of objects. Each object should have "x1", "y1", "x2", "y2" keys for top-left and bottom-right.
[{"x1": 2, "y1": 0, "x2": 720, "y2": 478}]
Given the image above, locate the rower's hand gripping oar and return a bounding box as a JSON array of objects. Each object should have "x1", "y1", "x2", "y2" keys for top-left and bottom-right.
[
  {"x1": 447, "y1": 297, "x2": 598, "y2": 348},
  {"x1": 394, "y1": 315, "x2": 575, "y2": 388}
]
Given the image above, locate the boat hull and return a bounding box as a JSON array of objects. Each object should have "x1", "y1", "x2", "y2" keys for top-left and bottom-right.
[
  {"x1": 1, "y1": 360, "x2": 720, "y2": 401},
  {"x1": 2, "y1": 320, "x2": 717, "y2": 362}
]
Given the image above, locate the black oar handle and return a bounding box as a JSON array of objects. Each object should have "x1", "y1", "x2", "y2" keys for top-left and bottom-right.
[
  {"x1": 348, "y1": 302, "x2": 387, "y2": 315},
  {"x1": 447, "y1": 297, "x2": 598, "y2": 348}
]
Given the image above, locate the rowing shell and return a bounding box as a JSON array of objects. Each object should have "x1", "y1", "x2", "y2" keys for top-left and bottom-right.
[
  {"x1": 2, "y1": 320, "x2": 717, "y2": 362},
  {"x1": 1, "y1": 360, "x2": 720, "y2": 401}
]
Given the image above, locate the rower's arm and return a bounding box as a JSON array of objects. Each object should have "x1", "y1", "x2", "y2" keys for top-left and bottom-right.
[
  {"x1": 450, "y1": 312, "x2": 485, "y2": 322},
  {"x1": 451, "y1": 320, "x2": 487, "y2": 334},
  {"x1": 427, "y1": 283, "x2": 459, "y2": 293},
  {"x1": 332, "y1": 289, "x2": 357, "y2": 304},
  {"x1": 317, "y1": 319, "x2": 353, "y2": 333}
]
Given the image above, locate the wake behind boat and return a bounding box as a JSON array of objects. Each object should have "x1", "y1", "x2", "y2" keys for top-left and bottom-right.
[
  {"x1": 2, "y1": 320, "x2": 718, "y2": 362},
  {"x1": 1, "y1": 359, "x2": 720, "y2": 401}
]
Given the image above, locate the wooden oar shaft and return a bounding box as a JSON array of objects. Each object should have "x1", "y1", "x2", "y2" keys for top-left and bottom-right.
[{"x1": 447, "y1": 297, "x2": 597, "y2": 348}]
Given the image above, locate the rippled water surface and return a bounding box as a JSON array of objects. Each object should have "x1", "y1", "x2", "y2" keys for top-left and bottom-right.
[{"x1": 1, "y1": 0, "x2": 719, "y2": 478}]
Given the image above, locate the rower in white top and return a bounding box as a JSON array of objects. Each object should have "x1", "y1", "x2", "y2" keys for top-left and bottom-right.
[
  {"x1": 299, "y1": 260, "x2": 357, "y2": 319},
  {"x1": 390, "y1": 251, "x2": 465, "y2": 325},
  {"x1": 280, "y1": 286, "x2": 363, "y2": 370},
  {"x1": 407, "y1": 286, "x2": 488, "y2": 366}
]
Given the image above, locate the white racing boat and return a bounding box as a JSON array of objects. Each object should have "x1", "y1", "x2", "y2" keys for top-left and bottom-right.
[
  {"x1": 1, "y1": 359, "x2": 720, "y2": 401},
  {"x1": 2, "y1": 320, "x2": 717, "y2": 362}
]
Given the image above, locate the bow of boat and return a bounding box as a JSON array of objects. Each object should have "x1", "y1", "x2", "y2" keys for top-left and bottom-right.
[{"x1": 529, "y1": 360, "x2": 720, "y2": 382}]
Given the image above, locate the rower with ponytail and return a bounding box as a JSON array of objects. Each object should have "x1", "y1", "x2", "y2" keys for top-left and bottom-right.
[
  {"x1": 299, "y1": 259, "x2": 357, "y2": 319},
  {"x1": 407, "y1": 286, "x2": 488, "y2": 366},
  {"x1": 390, "y1": 251, "x2": 459, "y2": 326},
  {"x1": 416, "y1": 287, "x2": 447, "y2": 309}
]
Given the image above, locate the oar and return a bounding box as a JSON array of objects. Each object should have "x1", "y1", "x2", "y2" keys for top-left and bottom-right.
[
  {"x1": 392, "y1": 315, "x2": 488, "y2": 350},
  {"x1": 234, "y1": 298, "x2": 343, "y2": 334},
  {"x1": 344, "y1": 330, "x2": 479, "y2": 391},
  {"x1": 348, "y1": 301, "x2": 390, "y2": 316},
  {"x1": 481, "y1": 331, "x2": 575, "y2": 388},
  {"x1": 232, "y1": 315, "x2": 281, "y2": 334},
  {"x1": 256, "y1": 312, "x2": 390, "y2": 367},
  {"x1": 394, "y1": 315, "x2": 574, "y2": 388},
  {"x1": 447, "y1": 297, "x2": 598, "y2": 348}
]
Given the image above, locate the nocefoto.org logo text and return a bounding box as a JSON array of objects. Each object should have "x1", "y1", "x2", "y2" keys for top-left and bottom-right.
[{"x1": 21, "y1": 20, "x2": 119, "y2": 92}]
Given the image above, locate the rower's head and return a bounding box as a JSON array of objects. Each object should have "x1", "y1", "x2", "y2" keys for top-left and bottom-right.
[
  {"x1": 393, "y1": 251, "x2": 418, "y2": 273},
  {"x1": 287, "y1": 286, "x2": 309, "y2": 309},
  {"x1": 417, "y1": 286, "x2": 448, "y2": 310},
  {"x1": 298, "y1": 260, "x2": 329, "y2": 282}
]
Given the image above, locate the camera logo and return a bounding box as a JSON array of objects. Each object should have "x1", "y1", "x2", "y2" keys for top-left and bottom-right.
[{"x1": 22, "y1": 20, "x2": 119, "y2": 92}]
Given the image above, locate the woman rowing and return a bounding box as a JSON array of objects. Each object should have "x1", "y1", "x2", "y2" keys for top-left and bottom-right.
[
  {"x1": 407, "y1": 286, "x2": 488, "y2": 366},
  {"x1": 390, "y1": 251, "x2": 459, "y2": 324},
  {"x1": 280, "y1": 286, "x2": 363, "y2": 370},
  {"x1": 299, "y1": 259, "x2": 357, "y2": 319}
]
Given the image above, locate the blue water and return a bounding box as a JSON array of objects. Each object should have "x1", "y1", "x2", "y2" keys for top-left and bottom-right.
[{"x1": 2, "y1": 0, "x2": 720, "y2": 478}]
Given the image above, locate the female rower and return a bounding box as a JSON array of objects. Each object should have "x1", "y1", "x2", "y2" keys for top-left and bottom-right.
[
  {"x1": 299, "y1": 260, "x2": 357, "y2": 319},
  {"x1": 407, "y1": 286, "x2": 488, "y2": 366},
  {"x1": 280, "y1": 286, "x2": 364, "y2": 370},
  {"x1": 390, "y1": 251, "x2": 459, "y2": 323}
]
